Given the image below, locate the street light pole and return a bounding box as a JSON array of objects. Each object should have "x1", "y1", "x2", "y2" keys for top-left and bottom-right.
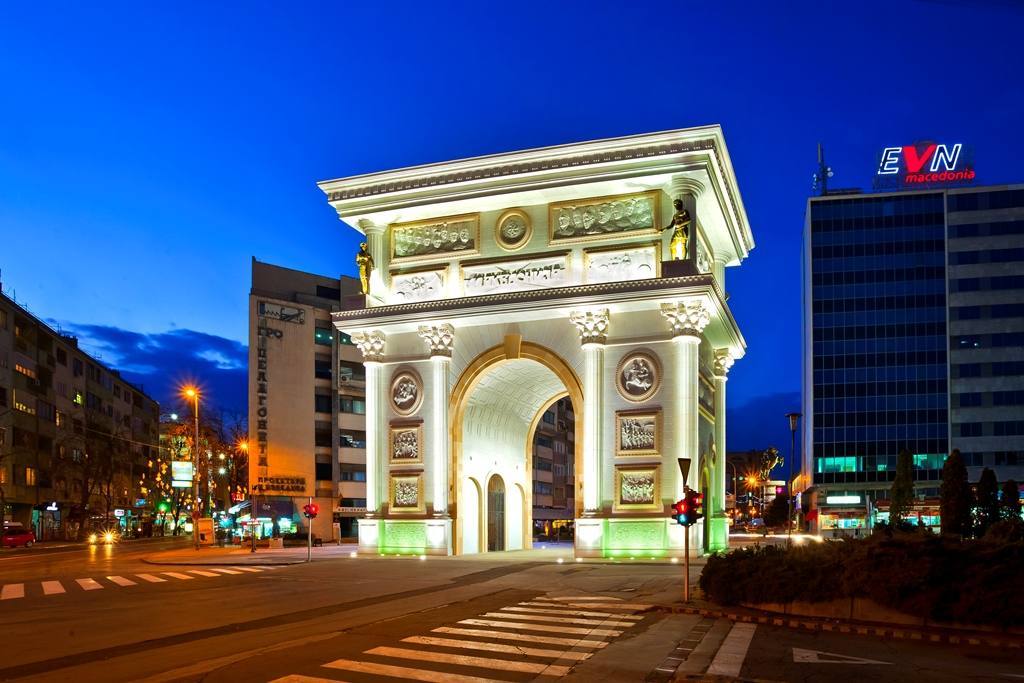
[
  {"x1": 185, "y1": 388, "x2": 201, "y2": 551},
  {"x1": 786, "y1": 412, "x2": 802, "y2": 548}
]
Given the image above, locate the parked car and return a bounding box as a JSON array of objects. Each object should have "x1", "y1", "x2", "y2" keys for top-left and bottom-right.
[{"x1": 1, "y1": 526, "x2": 36, "y2": 548}]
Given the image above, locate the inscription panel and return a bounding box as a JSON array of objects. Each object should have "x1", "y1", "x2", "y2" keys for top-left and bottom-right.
[{"x1": 461, "y1": 255, "x2": 568, "y2": 296}]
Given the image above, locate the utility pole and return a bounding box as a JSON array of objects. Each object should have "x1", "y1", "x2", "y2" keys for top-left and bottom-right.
[
  {"x1": 786, "y1": 413, "x2": 802, "y2": 547},
  {"x1": 185, "y1": 388, "x2": 200, "y2": 550}
]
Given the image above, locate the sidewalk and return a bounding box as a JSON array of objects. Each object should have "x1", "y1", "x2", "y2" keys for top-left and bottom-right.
[{"x1": 143, "y1": 543, "x2": 359, "y2": 566}]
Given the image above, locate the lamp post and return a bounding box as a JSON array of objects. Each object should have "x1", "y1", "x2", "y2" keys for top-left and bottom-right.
[
  {"x1": 786, "y1": 412, "x2": 802, "y2": 547},
  {"x1": 238, "y1": 440, "x2": 257, "y2": 554},
  {"x1": 184, "y1": 387, "x2": 200, "y2": 550}
]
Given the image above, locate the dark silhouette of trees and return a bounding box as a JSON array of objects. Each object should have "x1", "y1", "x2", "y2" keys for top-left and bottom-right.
[
  {"x1": 974, "y1": 468, "x2": 1000, "y2": 537},
  {"x1": 889, "y1": 449, "x2": 915, "y2": 526},
  {"x1": 940, "y1": 449, "x2": 972, "y2": 537}
]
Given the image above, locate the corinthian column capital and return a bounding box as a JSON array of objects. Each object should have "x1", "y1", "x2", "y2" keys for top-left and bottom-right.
[
  {"x1": 418, "y1": 323, "x2": 455, "y2": 358},
  {"x1": 713, "y1": 349, "x2": 735, "y2": 378},
  {"x1": 660, "y1": 300, "x2": 710, "y2": 338},
  {"x1": 351, "y1": 330, "x2": 386, "y2": 363},
  {"x1": 569, "y1": 309, "x2": 610, "y2": 346}
]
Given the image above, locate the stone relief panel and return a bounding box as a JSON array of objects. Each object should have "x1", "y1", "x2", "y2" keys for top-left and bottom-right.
[
  {"x1": 390, "y1": 270, "x2": 445, "y2": 304},
  {"x1": 549, "y1": 191, "x2": 660, "y2": 244},
  {"x1": 696, "y1": 237, "x2": 712, "y2": 274},
  {"x1": 390, "y1": 369, "x2": 423, "y2": 417},
  {"x1": 615, "y1": 409, "x2": 661, "y2": 457},
  {"x1": 584, "y1": 243, "x2": 660, "y2": 284},
  {"x1": 461, "y1": 255, "x2": 568, "y2": 296},
  {"x1": 614, "y1": 465, "x2": 661, "y2": 512},
  {"x1": 495, "y1": 208, "x2": 532, "y2": 251},
  {"x1": 390, "y1": 213, "x2": 479, "y2": 264},
  {"x1": 389, "y1": 422, "x2": 423, "y2": 465},
  {"x1": 390, "y1": 473, "x2": 424, "y2": 513},
  {"x1": 616, "y1": 350, "x2": 662, "y2": 403}
]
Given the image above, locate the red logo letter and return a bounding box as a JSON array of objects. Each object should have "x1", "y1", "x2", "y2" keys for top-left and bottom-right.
[{"x1": 903, "y1": 144, "x2": 936, "y2": 173}]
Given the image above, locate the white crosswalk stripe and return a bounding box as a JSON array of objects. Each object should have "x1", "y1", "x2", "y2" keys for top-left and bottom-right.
[
  {"x1": 161, "y1": 571, "x2": 194, "y2": 580},
  {"x1": 107, "y1": 575, "x2": 137, "y2": 587},
  {"x1": 42, "y1": 580, "x2": 65, "y2": 595},
  {"x1": 76, "y1": 578, "x2": 103, "y2": 591},
  {"x1": 206, "y1": 568, "x2": 242, "y2": 575},
  {"x1": 433, "y1": 626, "x2": 609, "y2": 649},
  {"x1": 230, "y1": 566, "x2": 264, "y2": 573},
  {"x1": 187, "y1": 569, "x2": 220, "y2": 577},
  {"x1": 504, "y1": 604, "x2": 643, "y2": 619},
  {"x1": 481, "y1": 610, "x2": 637, "y2": 627},
  {"x1": 1, "y1": 584, "x2": 25, "y2": 600},
  {"x1": 135, "y1": 574, "x2": 166, "y2": 583},
  {"x1": 403, "y1": 635, "x2": 594, "y2": 661}
]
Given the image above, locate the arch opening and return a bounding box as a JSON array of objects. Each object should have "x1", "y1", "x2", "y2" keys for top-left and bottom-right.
[{"x1": 450, "y1": 342, "x2": 583, "y2": 555}]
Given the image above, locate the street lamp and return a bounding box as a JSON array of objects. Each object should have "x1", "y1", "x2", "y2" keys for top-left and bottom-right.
[
  {"x1": 785, "y1": 412, "x2": 802, "y2": 547},
  {"x1": 183, "y1": 385, "x2": 201, "y2": 550},
  {"x1": 238, "y1": 439, "x2": 257, "y2": 554}
]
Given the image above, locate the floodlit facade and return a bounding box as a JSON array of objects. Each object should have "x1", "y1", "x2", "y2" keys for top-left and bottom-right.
[{"x1": 319, "y1": 127, "x2": 754, "y2": 557}]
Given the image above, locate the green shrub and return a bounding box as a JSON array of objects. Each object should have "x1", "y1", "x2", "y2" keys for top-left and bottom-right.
[{"x1": 699, "y1": 534, "x2": 1024, "y2": 627}]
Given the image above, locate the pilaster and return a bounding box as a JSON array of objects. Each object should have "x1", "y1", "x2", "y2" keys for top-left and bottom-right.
[
  {"x1": 352, "y1": 331, "x2": 386, "y2": 516},
  {"x1": 571, "y1": 308, "x2": 609, "y2": 514},
  {"x1": 419, "y1": 324, "x2": 455, "y2": 517},
  {"x1": 709, "y1": 349, "x2": 735, "y2": 553}
]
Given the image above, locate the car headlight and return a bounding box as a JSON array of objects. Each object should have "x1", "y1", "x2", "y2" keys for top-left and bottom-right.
[
  {"x1": 103, "y1": 531, "x2": 116, "y2": 544},
  {"x1": 88, "y1": 533, "x2": 98, "y2": 544}
]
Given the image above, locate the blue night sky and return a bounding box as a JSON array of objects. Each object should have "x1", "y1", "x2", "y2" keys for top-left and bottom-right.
[{"x1": 2, "y1": 2, "x2": 1021, "y2": 454}]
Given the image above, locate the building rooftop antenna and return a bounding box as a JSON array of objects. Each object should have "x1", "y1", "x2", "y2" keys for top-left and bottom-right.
[{"x1": 812, "y1": 143, "x2": 834, "y2": 196}]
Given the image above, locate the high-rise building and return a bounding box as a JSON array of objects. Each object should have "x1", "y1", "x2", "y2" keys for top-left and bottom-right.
[
  {"x1": 802, "y1": 184, "x2": 1024, "y2": 533},
  {"x1": 0, "y1": 286, "x2": 160, "y2": 539},
  {"x1": 248, "y1": 259, "x2": 365, "y2": 541}
]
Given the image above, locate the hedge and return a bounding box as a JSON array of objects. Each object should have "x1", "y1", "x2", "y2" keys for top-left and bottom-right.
[{"x1": 699, "y1": 532, "x2": 1024, "y2": 627}]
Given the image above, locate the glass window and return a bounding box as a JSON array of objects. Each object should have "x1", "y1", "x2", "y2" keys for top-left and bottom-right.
[
  {"x1": 314, "y1": 328, "x2": 333, "y2": 346},
  {"x1": 314, "y1": 393, "x2": 332, "y2": 414}
]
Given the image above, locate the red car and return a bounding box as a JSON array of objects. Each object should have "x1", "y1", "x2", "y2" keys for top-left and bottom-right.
[{"x1": 1, "y1": 526, "x2": 36, "y2": 548}]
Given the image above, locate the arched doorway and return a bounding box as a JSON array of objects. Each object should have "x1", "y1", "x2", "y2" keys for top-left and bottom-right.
[
  {"x1": 450, "y1": 339, "x2": 584, "y2": 555},
  {"x1": 487, "y1": 475, "x2": 506, "y2": 551}
]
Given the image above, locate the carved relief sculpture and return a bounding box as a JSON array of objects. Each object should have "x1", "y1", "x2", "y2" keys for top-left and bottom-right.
[
  {"x1": 390, "y1": 370, "x2": 423, "y2": 416},
  {"x1": 389, "y1": 423, "x2": 423, "y2": 464},
  {"x1": 616, "y1": 351, "x2": 661, "y2": 403},
  {"x1": 391, "y1": 270, "x2": 444, "y2": 303},
  {"x1": 660, "y1": 300, "x2": 711, "y2": 338},
  {"x1": 614, "y1": 466, "x2": 660, "y2": 511},
  {"x1": 615, "y1": 409, "x2": 661, "y2": 456},
  {"x1": 495, "y1": 208, "x2": 532, "y2": 250},
  {"x1": 390, "y1": 474, "x2": 423, "y2": 512},
  {"x1": 417, "y1": 323, "x2": 455, "y2": 358},
  {"x1": 549, "y1": 191, "x2": 659, "y2": 244},
  {"x1": 390, "y1": 213, "x2": 479, "y2": 263},
  {"x1": 584, "y1": 244, "x2": 659, "y2": 284},
  {"x1": 570, "y1": 308, "x2": 610, "y2": 346},
  {"x1": 355, "y1": 242, "x2": 374, "y2": 295}
]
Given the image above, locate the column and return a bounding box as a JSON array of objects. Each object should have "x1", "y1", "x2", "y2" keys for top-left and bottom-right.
[
  {"x1": 359, "y1": 220, "x2": 388, "y2": 300},
  {"x1": 351, "y1": 331, "x2": 386, "y2": 514},
  {"x1": 710, "y1": 349, "x2": 735, "y2": 552},
  {"x1": 661, "y1": 300, "x2": 710, "y2": 556},
  {"x1": 418, "y1": 324, "x2": 455, "y2": 516},
  {"x1": 570, "y1": 309, "x2": 609, "y2": 514}
]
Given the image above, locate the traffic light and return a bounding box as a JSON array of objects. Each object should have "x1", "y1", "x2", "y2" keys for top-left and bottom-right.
[
  {"x1": 157, "y1": 500, "x2": 170, "y2": 514},
  {"x1": 671, "y1": 498, "x2": 691, "y2": 526},
  {"x1": 303, "y1": 503, "x2": 319, "y2": 519},
  {"x1": 688, "y1": 489, "x2": 705, "y2": 524}
]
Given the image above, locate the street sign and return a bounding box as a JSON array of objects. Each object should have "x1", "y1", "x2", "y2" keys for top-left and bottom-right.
[
  {"x1": 677, "y1": 457, "x2": 691, "y2": 482},
  {"x1": 171, "y1": 461, "x2": 194, "y2": 481}
]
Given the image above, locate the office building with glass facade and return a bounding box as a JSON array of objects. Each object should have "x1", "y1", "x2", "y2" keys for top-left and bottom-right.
[{"x1": 802, "y1": 184, "x2": 1024, "y2": 533}]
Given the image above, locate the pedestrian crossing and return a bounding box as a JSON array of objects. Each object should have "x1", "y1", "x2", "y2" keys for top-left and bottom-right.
[
  {"x1": 269, "y1": 594, "x2": 651, "y2": 682},
  {"x1": 0, "y1": 565, "x2": 277, "y2": 601}
]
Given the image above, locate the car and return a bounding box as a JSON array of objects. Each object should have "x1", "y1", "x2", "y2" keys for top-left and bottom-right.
[
  {"x1": 87, "y1": 530, "x2": 119, "y2": 545},
  {"x1": 1, "y1": 526, "x2": 36, "y2": 548}
]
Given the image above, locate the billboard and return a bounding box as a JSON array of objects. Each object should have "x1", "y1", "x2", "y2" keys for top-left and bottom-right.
[
  {"x1": 171, "y1": 461, "x2": 194, "y2": 481},
  {"x1": 874, "y1": 141, "x2": 975, "y2": 190}
]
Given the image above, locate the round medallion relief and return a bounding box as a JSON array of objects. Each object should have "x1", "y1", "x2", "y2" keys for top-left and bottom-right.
[
  {"x1": 616, "y1": 351, "x2": 661, "y2": 403},
  {"x1": 390, "y1": 369, "x2": 423, "y2": 416},
  {"x1": 495, "y1": 208, "x2": 532, "y2": 251}
]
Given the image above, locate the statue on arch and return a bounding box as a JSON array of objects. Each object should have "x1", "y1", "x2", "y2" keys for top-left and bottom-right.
[
  {"x1": 356, "y1": 242, "x2": 374, "y2": 295},
  {"x1": 663, "y1": 198, "x2": 691, "y2": 261}
]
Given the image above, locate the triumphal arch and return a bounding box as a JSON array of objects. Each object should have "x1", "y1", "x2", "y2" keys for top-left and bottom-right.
[{"x1": 319, "y1": 126, "x2": 754, "y2": 558}]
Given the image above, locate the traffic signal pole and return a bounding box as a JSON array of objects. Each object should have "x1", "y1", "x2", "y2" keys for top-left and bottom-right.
[
  {"x1": 307, "y1": 496, "x2": 312, "y2": 563},
  {"x1": 683, "y1": 521, "x2": 690, "y2": 602}
]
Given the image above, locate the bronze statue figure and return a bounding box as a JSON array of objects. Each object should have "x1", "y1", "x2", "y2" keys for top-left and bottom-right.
[
  {"x1": 356, "y1": 242, "x2": 374, "y2": 295},
  {"x1": 663, "y1": 198, "x2": 691, "y2": 261}
]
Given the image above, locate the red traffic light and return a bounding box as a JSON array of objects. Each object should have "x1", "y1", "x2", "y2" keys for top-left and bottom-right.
[{"x1": 303, "y1": 503, "x2": 320, "y2": 519}]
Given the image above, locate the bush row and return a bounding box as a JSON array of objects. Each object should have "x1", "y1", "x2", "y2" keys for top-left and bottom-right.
[{"x1": 699, "y1": 530, "x2": 1024, "y2": 627}]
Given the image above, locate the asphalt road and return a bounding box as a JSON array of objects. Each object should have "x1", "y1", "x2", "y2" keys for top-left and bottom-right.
[{"x1": 0, "y1": 541, "x2": 1019, "y2": 682}]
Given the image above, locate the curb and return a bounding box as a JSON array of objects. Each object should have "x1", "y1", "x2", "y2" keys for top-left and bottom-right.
[{"x1": 654, "y1": 604, "x2": 1023, "y2": 650}]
